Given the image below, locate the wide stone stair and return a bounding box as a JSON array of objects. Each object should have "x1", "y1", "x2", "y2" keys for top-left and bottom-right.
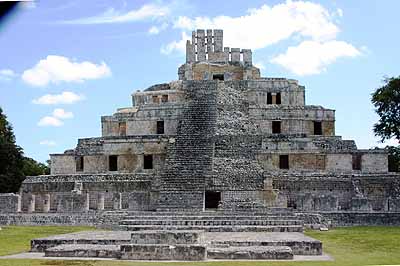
[{"x1": 117, "y1": 211, "x2": 303, "y2": 232}]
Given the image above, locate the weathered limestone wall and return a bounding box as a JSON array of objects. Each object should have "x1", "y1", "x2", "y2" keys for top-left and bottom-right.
[
  {"x1": 51, "y1": 155, "x2": 76, "y2": 175},
  {"x1": 273, "y1": 174, "x2": 400, "y2": 212},
  {"x1": 0, "y1": 193, "x2": 20, "y2": 213},
  {"x1": 360, "y1": 151, "x2": 388, "y2": 173},
  {"x1": 18, "y1": 173, "x2": 155, "y2": 212}
]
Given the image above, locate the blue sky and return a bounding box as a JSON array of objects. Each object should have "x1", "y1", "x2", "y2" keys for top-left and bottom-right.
[{"x1": 0, "y1": 0, "x2": 399, "y2": 163}]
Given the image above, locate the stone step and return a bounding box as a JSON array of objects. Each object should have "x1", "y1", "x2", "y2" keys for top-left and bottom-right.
[
  {"x1": 208, "y1": 233, "x2": 322, "y2": 255},
  {"x1": 120, "y1": 244, "x2": 207, "y2": 260},
  {"x1": 31, "y1": 231, "x2": 132, "y2": 252},
  {"x1": 119, "y1": 219, "x2": 302, "y2": 226},
  {"x1": 118, "y1": 225, "x2": 303, "y2": 233},
  {"x1": 45, "y1": 244, "x2": 120, "y2": 258},
  {"x1": 207, "y1": 246, "x2": 293, "y2": 260},
  {"x1": 121, "y1": 215, "x2": 299, "y2": 220}
]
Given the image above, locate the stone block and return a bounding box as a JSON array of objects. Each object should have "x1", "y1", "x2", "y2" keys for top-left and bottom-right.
[
  {"x1": 120, "y1": 244, "x2": 207, "y2": 260},
  {"x1": 130, "y1": 230, "x2": 204, "y2": 244}
]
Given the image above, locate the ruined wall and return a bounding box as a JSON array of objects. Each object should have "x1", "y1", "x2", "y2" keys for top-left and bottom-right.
[
  {"x1": 19, "y1": 173, "x2": 155, "y2": 212},
  {"x1": 50, "y1": 155, "x2": 76, "y2": 175},
  {"x1": 0, "y1": 193, "x2": 20, "y2": 213}
]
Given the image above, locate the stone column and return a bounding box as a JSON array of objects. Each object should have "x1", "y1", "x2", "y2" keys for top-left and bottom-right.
[
  {"x1": 27, "y1": 194, "x2": 36, "y2": 213},
  {"x1": 196, "y1": 29, "x2": 206, "y2": 62},
  {"x1": 84, "y1": 192, "x2": 90, "y2": 211},
  {"x1": 43, "y1": 194, "x2": 51, "y2": 213},
  {"x1": 97, "y1": 193, "x2": 105, "y2": 211},
  {"x1": 214, "y1": 29, "x2": 223, "y2": 52},
  {"x1": 231, "y1": 48, "x2": 240, "y2": 62},
  {"x1": 113, "y1": 193, "x2": 122, "y2": 210}
]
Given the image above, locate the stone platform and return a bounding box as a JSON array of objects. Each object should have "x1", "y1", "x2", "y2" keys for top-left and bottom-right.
[{"x1": 30, "y1": 230, "x2": 322, "y2": 260}]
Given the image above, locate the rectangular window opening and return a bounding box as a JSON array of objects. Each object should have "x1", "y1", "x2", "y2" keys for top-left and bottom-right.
[
  {"x1": 144, "y1": 155, "x2": 153, "y2": 169},
  {"x1": 352, "y1": 154, "x2": 362, "y2": 170},
  {"x1": 314, "y1": 121, "x2": 322, "y2": 135},
  {"x1": 213, "y1": 74, "x2": 224, "y2": 81},
  {"x1": 267, "y1": 93, "x2": 272, "y2": 104},
  {"x1": 119, "y1": 122, "x2": 126, "y2": 136},
  {"x1": 76, "y1": 156, "x2": 84, "y2": 172},
  {"x1": 152, "y1": 95, "x2": 159, "y2": 104},
  {"x1": 279, "y1": 155, "x2": 289, "y2": 169},
  {"x1": 272, "y1": 121, "x2": 281, "y2": 134},
  {"x1": 276, "y1": 92, "x2": 282, "y2": 104},
  {"x1": 161, "y1": 95, "x2": 169, "y2": 103},
  {"x1": 156, "y1": 121, "x2": 164, "y2": 134},
  {"x1": 109, "y1": 155, "x2": 118, "y2": 171}
]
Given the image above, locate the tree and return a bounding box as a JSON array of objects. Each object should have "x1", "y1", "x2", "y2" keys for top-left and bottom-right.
[
  {"x1": 371, "y1": 76, "x2": 400, "y2": 142},
  {"x1": 22, "y1": 157, "x2": 50, "y2": 176},
  {"x1": 372, "y1": 76, "x2": 400, "y2": 172},
  {"x1": 0, "y1": 107, "x2": 24, "y2": 193}
]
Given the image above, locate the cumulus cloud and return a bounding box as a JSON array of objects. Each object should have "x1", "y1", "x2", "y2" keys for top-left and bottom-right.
[
  {"x1": 0, "y1": 69, "x2": 17, "y2": 81},
  {"x1": 39, "y1": 140, "x2": 56, "y2": 146},
  {"x1": 38, "y1": 116, "x2": 63, "y2": 127},
  {"x1": 32, "y1": 91, "x2": 85, "y2": 105},
  {"x1": 38, "y1": 108, "x2": 73, "y2": 127},
  {"x1": 168, "y1": 0, "x2": 340, "y2": 53},
  {"x1": 52, "y1": 108, "x2": 73, "y2": 119},
  {"x1": 270, "y1": 40, "x2": 361, "y2": 75},
  {"x1": 148, "y1": 22, "x2": 168, "y2": 35},
  {"x1": 60, "y1": 3, "x2": 170, "y2": 24},
  {"x1": 22, "y1": 55, "x2": 111, "y2": 87},
  {"x1": 161, "y1": 31, "x2": 190, "y2": 54}
]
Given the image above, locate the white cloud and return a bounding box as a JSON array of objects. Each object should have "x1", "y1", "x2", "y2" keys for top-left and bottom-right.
[
  {"x1": 22, "y1": 55, "x2": 111, "y2": 87},
  {"x1": 166, "y1": 0, "x2": 340, "y2": 54},
  {"x1": 39, "y1": 140, "x2": 56, "y2": 146},
  {"x1": 32, "y1": 91, "x2": 85, "y2": 105},
  {"x1": 148, "y1": 22, "x2": 168, "y2": 35},
  {"x1": 0, "y1": 69, "x2": 17, "y2": 81},
  {"x1": 60, "y1": 3, "x2": 170, "y2": 24},
  {"x1": 270, "y1": 40, "x2": 361, "y2": 75},
  {"x1": 52, "y1": 108, "x2": 73, "y2": 119},
  {"x1": 161, "y1": 31, "x2": 189, "y2": 54},
  {"x1": 38, "y1": 116, "x2": 63, "y2": 127},
  {"x1": 254, "y1": 62, "x2": 266, "y2": 70},
  {"x1": 37, "y1": 108, "x2": 73, "y2": 127}
]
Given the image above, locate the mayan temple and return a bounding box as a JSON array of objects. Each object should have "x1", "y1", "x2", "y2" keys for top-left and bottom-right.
[{"x1": 1, "y1": 29, "x2": 399, "y2": 261}]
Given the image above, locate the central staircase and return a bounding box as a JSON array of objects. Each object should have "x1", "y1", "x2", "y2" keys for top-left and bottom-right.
[{"x1": 117, "y1": 210, "x2": 303, "y2": 232}]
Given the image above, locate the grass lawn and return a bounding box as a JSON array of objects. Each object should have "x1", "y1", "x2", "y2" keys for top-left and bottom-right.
[{"x1": 0, "y1": 226, "x2": 400, "y2": 266}]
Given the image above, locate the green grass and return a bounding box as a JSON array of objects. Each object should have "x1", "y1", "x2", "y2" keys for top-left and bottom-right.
[{"x1": 0, "y1": 226, "x2": 400, "y2": 266}]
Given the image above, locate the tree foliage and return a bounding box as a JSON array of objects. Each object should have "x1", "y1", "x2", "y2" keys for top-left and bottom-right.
[
  {"x1": 22, "y1": 157, "x2": 50, "y2": 176},
  {"x1": 372, "y1": 76, "x2": 400, "y2": 172},
  {"x1": 387, "y1": 146, "x2": 400, "y2": 172},
  {"x1": 371, "y1": 76, "x2": 400, "y2": 142},
  {"x1": 0, "y1": 107, "x2": 50, "y2": 193},
  {"x1": 0, "y1": 107, "x2": 24, "y2": 193}
]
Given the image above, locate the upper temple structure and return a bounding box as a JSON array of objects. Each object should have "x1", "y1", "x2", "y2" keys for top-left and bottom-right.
[{"x1": 3, "y1": 29, "x2": 400, "y2": 215}]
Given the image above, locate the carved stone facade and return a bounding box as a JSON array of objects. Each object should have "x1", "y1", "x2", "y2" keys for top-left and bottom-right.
[{"x1": 5, "y1": 29, "x2": 399, "y2": 214}]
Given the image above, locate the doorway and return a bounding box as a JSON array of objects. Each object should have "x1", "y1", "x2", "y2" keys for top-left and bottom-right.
[{"x1": 205, "y1": 191, "x2": 221, "y2": 209}]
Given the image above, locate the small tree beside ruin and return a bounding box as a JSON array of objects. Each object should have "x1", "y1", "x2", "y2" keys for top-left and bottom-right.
[{"x1": 372, "y1": 76, "x2": 400, "y2": 172}]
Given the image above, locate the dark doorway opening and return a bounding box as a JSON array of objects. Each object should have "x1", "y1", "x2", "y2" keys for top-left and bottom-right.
[
  {"x1": 213, "y1": 74, "x2": 224, "y2": 81},
  {"x1": 314, "y1": 121, "x2": 322, "y2": 135},
  {"x1": 267, "y1": 93, "x2": 272, "y2": 104},
  {"x1": 279, "y1": 155, "x2": 289, "y2": 169},
  {"x1": 276, "y1": 92, "x2": 282, "y2": 104},
  {"x1": 272, "y1": 121, "x2": 281, "y2": 134},
  {"x1": 144, "y1": 154, "x2": 153, "y2": 169},
  {"x1": 156, "y1": 120, "x2": 164, "y2": 134},
  {"x1": 109, "y1": 155, "x2": 118, "y2": 171},
  {"x1": 76, "y1": 156, "x2": 84, "y2": 172},
  {"x1": 205, "y1": 191, "x2": 221, "y2": 209},
  {"x1": 352, "y1": 154, "x2": 362, "y2": 170}
]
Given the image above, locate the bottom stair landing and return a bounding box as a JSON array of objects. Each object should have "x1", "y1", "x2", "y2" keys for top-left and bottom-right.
[{"x1": 31, "y1": 230, "x2": 323, "y2": 261}]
